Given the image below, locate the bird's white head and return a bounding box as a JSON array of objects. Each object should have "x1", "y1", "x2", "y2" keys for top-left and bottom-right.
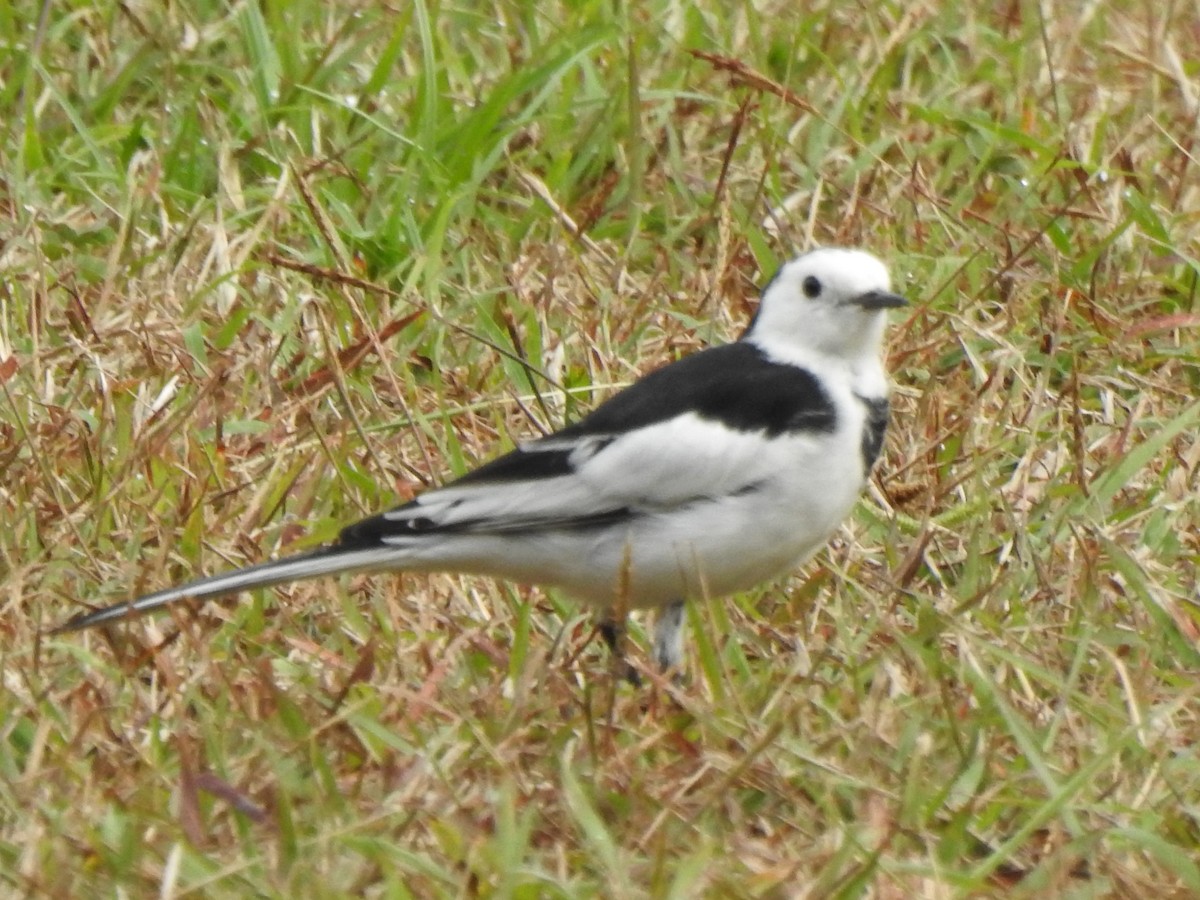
[{"x1": 745, "y1": 248, "x2": 907, "y2": 367}]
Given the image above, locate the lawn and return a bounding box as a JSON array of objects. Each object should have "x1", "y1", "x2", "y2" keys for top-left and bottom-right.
[{"x1": 3, "y1": 0, "x2": 1199, "y2": 895}]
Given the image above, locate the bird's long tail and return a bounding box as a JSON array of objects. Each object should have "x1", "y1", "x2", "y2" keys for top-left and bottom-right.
[{"x1": 50, "y1": 544, "x2": 402, "y2": 634}]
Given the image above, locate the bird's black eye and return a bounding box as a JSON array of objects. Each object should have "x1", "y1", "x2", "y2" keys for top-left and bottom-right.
[{"x1": 802, "y1": 275, "x2": 822, "y2": 298}]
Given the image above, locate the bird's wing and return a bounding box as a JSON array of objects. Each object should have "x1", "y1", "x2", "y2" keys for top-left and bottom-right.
[
  {"x1": 344, "y1": 412, "x2": 795, "y2": 545},
  {"x1": 342, "y1": 342, "x2": 837, "y2": 545}
]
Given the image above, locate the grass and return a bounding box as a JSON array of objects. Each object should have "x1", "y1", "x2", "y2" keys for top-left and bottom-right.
[{"x1": 3, "y1": 0, "x2": 1199, "y2": 895}]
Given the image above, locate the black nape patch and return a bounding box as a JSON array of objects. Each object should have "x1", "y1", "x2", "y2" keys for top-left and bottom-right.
[{"x1": 557, "y1": 343, "x2": 837, "y2": 439}]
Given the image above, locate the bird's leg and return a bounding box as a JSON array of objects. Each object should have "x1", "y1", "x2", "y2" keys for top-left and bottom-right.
[
  {"x1": 598, "y1": 615, "x2": 641, "y2": 686},
  {"x1": 652, "y1": 599, "x2": 686, "y2": 674}
]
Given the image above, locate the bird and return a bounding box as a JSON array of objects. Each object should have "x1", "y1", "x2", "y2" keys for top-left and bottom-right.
[{"x1": 52, "y1": 247, "x2": 907, "y2": 677}]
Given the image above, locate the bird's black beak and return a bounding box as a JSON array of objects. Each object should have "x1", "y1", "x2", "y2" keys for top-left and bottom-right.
[{"x1": 851, "y1": 290, "x2": 908, "y2": 310}]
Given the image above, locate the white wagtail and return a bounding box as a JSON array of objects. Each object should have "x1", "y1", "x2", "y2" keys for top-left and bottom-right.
[{"x1": 53, "y1": 247, "x2": 906, "y2": 675}]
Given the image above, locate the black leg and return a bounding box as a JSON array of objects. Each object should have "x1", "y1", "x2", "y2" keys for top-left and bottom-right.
[{"x1": 598, "y1": 615, "x2": 641, "y2": 685}]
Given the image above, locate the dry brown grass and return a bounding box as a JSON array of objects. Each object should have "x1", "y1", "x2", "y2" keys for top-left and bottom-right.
[{"x1": 3, "y1": 0, "x2": 1199, "y2": 895}]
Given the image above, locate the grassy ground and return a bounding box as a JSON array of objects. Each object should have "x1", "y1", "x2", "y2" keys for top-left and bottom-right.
[{"x1": 3, "y1": 0, "x2": 1199, "y2": 895}]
